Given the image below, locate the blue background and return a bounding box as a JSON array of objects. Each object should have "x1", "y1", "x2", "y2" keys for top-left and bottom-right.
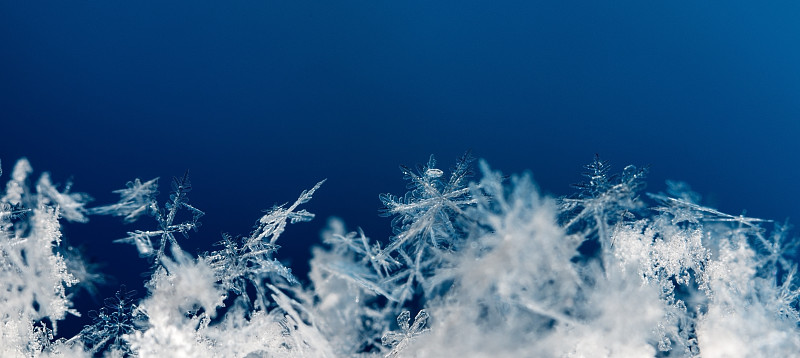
[{"x1": 2, "y1": 1, "x2": 799, "y2": 337}]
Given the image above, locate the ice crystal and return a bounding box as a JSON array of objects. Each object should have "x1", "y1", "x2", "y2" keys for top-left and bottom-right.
[
  {"x1": 79, "y1": 287, "x2": 141, "y2": 355},
  {"x1": 381, "y1": 310, "x2": 430, "y2": 358},
  {"x1": 101, "y1": 172, "x2": 204, "y2": 263}
]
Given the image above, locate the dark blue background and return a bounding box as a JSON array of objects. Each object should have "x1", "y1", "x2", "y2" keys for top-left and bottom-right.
[{"x1": 2, "y1": 1, "x2": 799, "y2": 337}]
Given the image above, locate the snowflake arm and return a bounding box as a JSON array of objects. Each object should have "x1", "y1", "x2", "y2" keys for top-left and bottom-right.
[{"x1": 248, "y1": 179, "x2": 325, "y2": 248}]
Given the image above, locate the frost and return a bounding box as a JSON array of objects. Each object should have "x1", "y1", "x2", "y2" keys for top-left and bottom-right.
[
  {"x1": 0, "y1": 158, "x2": 88, "y2": 357},
  {"x1": 1, "y1": 155, "x2": 799, "y2": 357}
]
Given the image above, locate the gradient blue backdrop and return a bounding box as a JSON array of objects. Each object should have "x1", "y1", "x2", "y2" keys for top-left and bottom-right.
[{"x1": 2, "y1": 0, "x2": 799, "y2": 337}]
